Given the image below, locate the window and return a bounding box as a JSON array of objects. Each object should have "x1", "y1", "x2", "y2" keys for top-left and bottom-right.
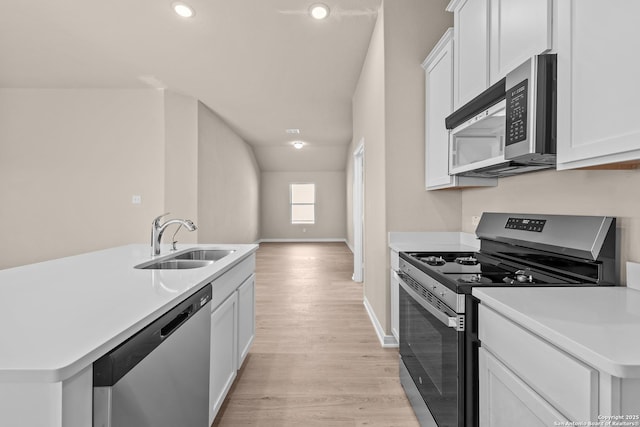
[{"x1": 290, "y1": 183, "x2": 315, "y2": 224}]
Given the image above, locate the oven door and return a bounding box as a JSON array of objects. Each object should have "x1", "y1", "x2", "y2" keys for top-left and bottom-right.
[{"x1": 399, "y1": 277, "x2": 463, "y2": 427}]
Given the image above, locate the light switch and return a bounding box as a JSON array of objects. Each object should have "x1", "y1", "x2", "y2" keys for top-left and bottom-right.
[{"x1": 132, "y1": 195, "x2": 142, "y2": 205}]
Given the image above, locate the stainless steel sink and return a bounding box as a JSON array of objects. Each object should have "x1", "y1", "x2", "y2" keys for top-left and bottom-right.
[
  {"x1": 137, "y1": 259, "x2": 214, "y2": 270},
  {"x1": 134, "y1": 248, "x2": 235, "y2": 270},
  {"x1": 173, "y1": 249, "x2": 235, "y2": 261}
]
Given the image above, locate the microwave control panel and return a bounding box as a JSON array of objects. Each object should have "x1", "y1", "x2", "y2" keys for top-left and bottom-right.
[
  {"x1": 506, "y1": 79, "x2": 528, "y2": 146},
  {"x1": 505, "y1": 217, "x2": 546, "y2": 232}
]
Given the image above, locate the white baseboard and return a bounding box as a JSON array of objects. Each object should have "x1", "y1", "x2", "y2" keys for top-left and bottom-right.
[
  {"x1": 258, "y1": 238, "x2": 347, "y2": 244},
  {"x1": 363, "y1": 297, "x2": 398, "y2": 348},
  {"x1": 345, "y1": 240, "x2": 354, "y2": 254}
]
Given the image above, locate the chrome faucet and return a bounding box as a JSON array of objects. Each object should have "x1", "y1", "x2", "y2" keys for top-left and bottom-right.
[{"x1": 151, "y1": 213, "x2": 197, "y2": 256}]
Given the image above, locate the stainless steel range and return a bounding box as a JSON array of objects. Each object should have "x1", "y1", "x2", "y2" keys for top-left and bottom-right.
[{"x1": 397, "y1": 212, "x2": 617, "y2": 427}]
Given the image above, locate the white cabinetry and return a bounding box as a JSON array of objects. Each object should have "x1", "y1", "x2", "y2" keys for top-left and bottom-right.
[
  {"x1": 489, "y1": 0, "x2": 552, "y2": 84},
  {"x1": 449, "y1": 0, "x2": 553, "y2": 100},
  {"x1": 556, "y1": 0, "x2": 640, "y2": 169},
  {"x1": 478, "y1": 302, "x2": 640, "y2": 425},
  {"x1": 209, "y1": 292, "x2": 237, "y2": 424},
  {"x1": 237, "y1": 274, "x2": 255, "y2": 368},
  {"x1": 390, "y1": 250, "x2": 400, "y2": 343},
  {"x1": 448, "y1": 0, "x2": 490, "y2": 109},
  {"x1": 423, "y1": 29, "x2": 497, "y2": 190},
  {"x1": 479, "y1": 348, "x2": 569, "y2": 426},
  {"x1": 479, "y1": 305, "x2": 595, "y2": 425},
  {"x1": 207, "y1": 254, "x2": 256, "y2": 425}
]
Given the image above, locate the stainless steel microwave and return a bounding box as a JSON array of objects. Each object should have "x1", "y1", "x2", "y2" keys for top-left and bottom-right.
[{"x1": 445, "y1": 54, "x2": 557, "y2": 177}]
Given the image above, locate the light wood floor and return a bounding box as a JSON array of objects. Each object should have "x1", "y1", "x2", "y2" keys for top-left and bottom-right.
[{"x1": 212, "y1": 242, "x2": 420, "y2": 426}]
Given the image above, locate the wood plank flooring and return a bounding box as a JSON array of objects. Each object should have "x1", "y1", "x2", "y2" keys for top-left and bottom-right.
[{"x1": 212, "y1": 242, "x2": 420, "y2": 427}]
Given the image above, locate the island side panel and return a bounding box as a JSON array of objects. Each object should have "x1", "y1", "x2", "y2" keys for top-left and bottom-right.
[{"x1": 0, "y1": 382, "x2": 62, "y2": 427}]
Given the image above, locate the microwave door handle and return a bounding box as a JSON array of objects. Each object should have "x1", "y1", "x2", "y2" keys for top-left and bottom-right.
[{"x1": 398, "y1": 277, "x2": 463, "y2": 330}]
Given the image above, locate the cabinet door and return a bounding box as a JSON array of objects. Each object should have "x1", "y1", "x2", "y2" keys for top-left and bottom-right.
[
  {"x1": 237, "y1": 274, "x2": 255, "y2": 369},
  {"x1": 489, "y1": 0, "x2": 552, "y2": 83},
  {"x1": 451, "y1": 0, "x2": 490, "y2": 108},
  {"x1": 556, "y1": 0, "x2": 640, "y2": 169},
  {"x1": 479, "y1": 348, "x2": 570, "y2": 427},
  {"x1": 423, "y1": 29, "x2": 497, "y2": 190},
  {"x1": 209, "y1": 293, "x2": 238, "y2": 424},
  {"x1": 425, "y1": 29, "x2": 456, "y2": 189},
  {"x1": 390, "y1": 269, "x2": 400, "y2": 342}
]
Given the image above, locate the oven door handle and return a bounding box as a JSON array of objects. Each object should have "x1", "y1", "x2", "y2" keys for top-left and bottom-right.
[{"x1": 398, "y1": 275, "x2": 464, "y2": 331}]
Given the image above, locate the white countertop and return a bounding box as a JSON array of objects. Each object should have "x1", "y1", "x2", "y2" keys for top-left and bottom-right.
[
  {"x1": 0, "y1": 243, "x2": 258, "y2": 383},
  {"x1": 388, "y1": 231, "x2": 479, "y2": 253},
  {"x1": 473, "y1": 286, "x2": 640, "y2": 378}
]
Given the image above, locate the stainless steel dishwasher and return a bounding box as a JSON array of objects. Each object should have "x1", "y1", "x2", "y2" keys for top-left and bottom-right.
[{"x1": 93, "y1": 284, "x2": 212, "y2": 427}]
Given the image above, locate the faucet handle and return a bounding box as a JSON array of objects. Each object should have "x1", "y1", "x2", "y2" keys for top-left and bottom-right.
[
  {"x1": 152, "y1": 212, "x2": 171, "y2": 225},
  {"x1": 170, "y1": 223, "x2": 183, "y2": 251}
]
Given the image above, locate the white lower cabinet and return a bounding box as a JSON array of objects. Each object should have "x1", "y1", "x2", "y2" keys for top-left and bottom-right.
[
  {"x1": 207, "y1": 254, "x2": 256, "y2": 425},
  {"x1": 478, "y1": 303, "x2": 640, "y2": 425},
  {"x1": 237, "y1": 274, "x2": 255, "y2": 369},
  {"x1": 209, "y1": 292, "x2": 238, "y2": 424},
  {"x1": 479, "y1": 348, "x2": 569, "y2": 426},
  {"x1": 479, "y1": 304, "x2": 598, "y2": 424},
  {"x1": 389, "y1": 249, "x2": 400, "y2": 344}
]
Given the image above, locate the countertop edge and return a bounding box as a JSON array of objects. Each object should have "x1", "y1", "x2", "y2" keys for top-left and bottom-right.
[
  {"x1": 473, "y1": 287, "x2": 640, "y2": 379},
  {"x1": 0, "y1": 243, "x2": 259, "y2": 383}
]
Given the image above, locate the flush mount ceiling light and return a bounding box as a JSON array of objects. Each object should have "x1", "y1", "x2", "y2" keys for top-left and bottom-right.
[
  {"x1": 309, "y1": 3, "x2": 330, "y2": 20},
  {"x1": 172, "y1": 2, "x2": 195, "y2": 18},
  {"x1": 292, "y1": 141, "x2": 305, "y2": 149}
]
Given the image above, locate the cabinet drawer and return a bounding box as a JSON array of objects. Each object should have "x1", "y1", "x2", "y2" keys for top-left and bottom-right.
[
  {"x1": 479, "y1": 305, "x2": 598, "y2": 421},
  {"x1": 210, "y1": 255, "x2": 255, "y2": 310}
]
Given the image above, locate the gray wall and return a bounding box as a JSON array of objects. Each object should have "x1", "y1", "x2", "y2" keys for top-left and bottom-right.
[
  {"x1": 348, "y1": 0, "x2": 455, "y2": 333},
  {"x1": 164, "y1": 91, "x2": 199, "y2": 243},
  {"x1": 350, "y1": 2, "x2": 387, "y2": 329},
  {"x1": 197, "y1": 103, "x2": 260, "y2": 244},
  {"x1": 0, "y1": 89, "x2": 165, "y2": 269},
  {"x1": 461, "y1": 169, "x2": 640, "y2": 282},
  {"x1": 261, "y1": 171, "x2": 346, "y2": 240},
  {"x1": 0, "y1": 89, "x2": 261, "y2": 270}
]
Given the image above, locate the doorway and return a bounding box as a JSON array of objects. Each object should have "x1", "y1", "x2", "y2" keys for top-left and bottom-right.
[{"x1": 353, "y1": 140, "x2": 364, "y2": 282}]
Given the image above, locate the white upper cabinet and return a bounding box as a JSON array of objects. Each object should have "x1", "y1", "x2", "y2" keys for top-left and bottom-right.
[
  {"x1": 448, "y1": 0, "x2": 490, "y2": 109},
  {"x1": 556, "y1": 0, "x2": 640, "y2": 169},
  {"x1": 423, "y1": 29, "x2": 497, "y2": 190},
  {"x1": 424, "y1": 29, "x2": 455, "y2": 189},
  {"x1": 489, "y1": 0, "x2": 553, "y2": 84}
]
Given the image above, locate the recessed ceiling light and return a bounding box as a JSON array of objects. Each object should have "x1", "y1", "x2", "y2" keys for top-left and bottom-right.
[
  {"x1": 172, "y1": 2, "x2": 195, "y2": 18},
  {"x1": 309, "y1": 3, "x2": 330, "y2": 20},
  {"x1": 293, "y1": 141, "x2": 304, "y2": 149}
]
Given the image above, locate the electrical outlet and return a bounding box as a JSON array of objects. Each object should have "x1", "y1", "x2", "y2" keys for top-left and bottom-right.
[
  {"x1": 471, "y1": 216, "x2": 481, "y2": 227},
  {"x1": 132, "y1": 195, "x2": 142, "y2": 205}
]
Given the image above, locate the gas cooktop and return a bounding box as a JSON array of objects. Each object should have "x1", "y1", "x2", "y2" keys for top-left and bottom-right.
[{"x1": 401, "y1": 250, "x2": 579, "y2": 294}]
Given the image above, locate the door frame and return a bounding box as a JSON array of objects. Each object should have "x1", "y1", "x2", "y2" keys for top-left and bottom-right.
[{"x1": 353, "y1": 140, "x2": 364, "y2": 283}]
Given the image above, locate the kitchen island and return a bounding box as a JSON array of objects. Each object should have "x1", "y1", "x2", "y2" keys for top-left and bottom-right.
[{"x1": 0, "y1": 243, "x2": 258, "y2": 427}]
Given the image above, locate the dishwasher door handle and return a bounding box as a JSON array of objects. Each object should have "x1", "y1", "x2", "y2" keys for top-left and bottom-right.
[
  {"x1": 161, "y1": 305, "x2": 193, "y2": 338},
  {"x1": 93, "y1": 284, "x2": 212, "y2": 387}
]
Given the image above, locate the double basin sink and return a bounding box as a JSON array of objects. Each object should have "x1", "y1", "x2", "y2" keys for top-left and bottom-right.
[{"x1": 135, "y1": 248, "x2": 235, "y2": 270}]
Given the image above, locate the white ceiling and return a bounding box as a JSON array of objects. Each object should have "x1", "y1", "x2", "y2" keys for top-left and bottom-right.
[{"x1": 0, "y1": 0, "x2": 381, "y2": 172}]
